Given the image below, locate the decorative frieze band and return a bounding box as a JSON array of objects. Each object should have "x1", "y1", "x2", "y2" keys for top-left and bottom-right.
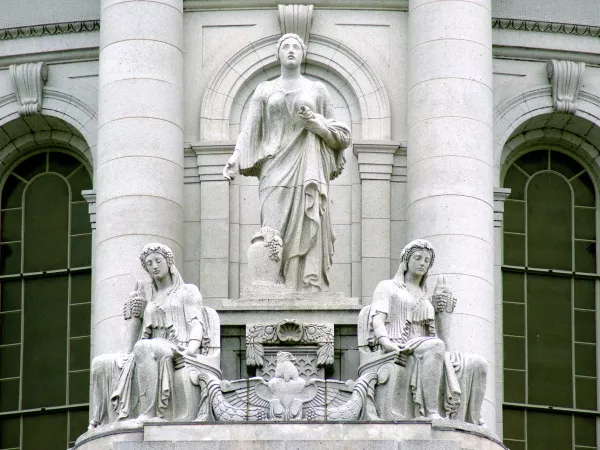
[
  {"x1": 492, "y1": 18, "x2": 600, "y2": 38},
  {"x1": 0, "y1": 20, "x2": 100, "y2": 41}
]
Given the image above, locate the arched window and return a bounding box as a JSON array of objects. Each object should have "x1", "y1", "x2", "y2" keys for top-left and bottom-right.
[
  {"x1": 502, "y1": 149, "x2": 598, "y2": 449},
  {"x1": 0, "y1": 150, "x2": 92, "y2": 449}
]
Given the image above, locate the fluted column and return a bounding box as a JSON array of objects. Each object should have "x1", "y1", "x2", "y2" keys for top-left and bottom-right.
[
  {"x1": 92, "y1": 0, "x2": 184, "y2": 356},
  {"x1": 407, "y1": 0, "x2": 495, "y2": 427}
]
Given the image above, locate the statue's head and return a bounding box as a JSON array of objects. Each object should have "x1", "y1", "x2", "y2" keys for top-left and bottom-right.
[
  {"x1": 140, "y1": 243, "x2": 175, "y2": 279},
  {"x1": 276, "y1": 33, "x2": 307, "y2": 66},
  {"x1": 397, "y1": 239, "x2": 435, "y2": 288}
]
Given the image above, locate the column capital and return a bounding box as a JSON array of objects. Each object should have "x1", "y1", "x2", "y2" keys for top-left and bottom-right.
[
  {"x1": 493, "y1": 187, "x2": 512, "y2": 229},
  {"x1": 192, "y1": 141, "x2": 235, "y2": 182},
  {"x1": 354, "y1": 141, "x2": 406, "y2": 181},
  {"x1": 82, "y1": 189, "x2": 97, "y2": 230}
]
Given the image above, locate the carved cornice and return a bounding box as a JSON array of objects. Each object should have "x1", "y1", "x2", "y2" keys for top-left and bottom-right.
[
  {"x1": 0, "y1": 20, "x2": 100, "y2": 41},
  {"x1": 354, "y1": 141, "x2": 405, "y2": 181},
  {"x1": 246, "y1": 319, "x2": 334, "y2": 369},
  {"x1": 82, "y1": 189, "x2": 97, "y2": 230},
  {"x1": 547, "y1": 59, "x2": 585, "y2": 114},
  {"x1": 493, "y1": 187, "x2": 511, "y2": 229},
  {"x1": 492, "y1": 18, "x2": 600, "y2": 38}
]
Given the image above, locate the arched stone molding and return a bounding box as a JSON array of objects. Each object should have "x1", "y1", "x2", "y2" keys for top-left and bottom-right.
[
  {"x1": 0, "y1": 116, "x2": 93, "y2": 177},
  {"x1": 493, "y1": 85, "x2": 600, "y2": 184},
  {"x1": 200, "y1": 34, "x2": 391, "y2": 141},
  {"x1": 0, "y1": 86, "x2": 97, "y2": 166}
]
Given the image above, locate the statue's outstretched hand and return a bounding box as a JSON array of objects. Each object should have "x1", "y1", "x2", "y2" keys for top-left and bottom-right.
[
  {"x1": 223, "y1": 152, "x2": 239, "y2": 180},
  {"x1": 433, "y1": 275, "x2": 456, "y2": 314}
]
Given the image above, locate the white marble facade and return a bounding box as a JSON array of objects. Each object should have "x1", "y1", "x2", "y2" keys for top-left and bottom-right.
[{"x1": 1, "y1": 0, "x2": 600, "y2": 445}]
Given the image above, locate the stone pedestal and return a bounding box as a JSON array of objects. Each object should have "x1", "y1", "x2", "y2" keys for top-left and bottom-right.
[
  {"x1": 73, "y1": 421, "x2": 506, "y2": 450},
  {"x1": 406, "y1": 0, "x2": 495, "y2": 426}
]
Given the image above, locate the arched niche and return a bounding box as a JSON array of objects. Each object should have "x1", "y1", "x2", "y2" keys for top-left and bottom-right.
[{"x1": 199, "y1": 33, "x2": 391, "y2": 142}]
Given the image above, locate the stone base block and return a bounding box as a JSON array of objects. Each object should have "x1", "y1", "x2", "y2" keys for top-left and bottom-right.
[
  {"x1": 73, "y1": 421, "x2": 506, "y2": 450},
  {"x1": 230, "y1": 287, "x2": 361, "y2": 309}
]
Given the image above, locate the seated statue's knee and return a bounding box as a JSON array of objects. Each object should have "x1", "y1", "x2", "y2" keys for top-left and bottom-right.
[
  {"x1": 91, "y1": 353, "x2": 115, "y2": 371},
  {"x1": 471, "y1": 354, "x2": 488, "y2": 376}
]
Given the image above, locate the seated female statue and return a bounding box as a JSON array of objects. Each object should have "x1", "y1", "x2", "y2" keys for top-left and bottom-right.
[
  {"x1": 360, "y1": 239, "x2": 487, "y2": 425},
  {"x1": 88, "y1": 243, "x2": 214, "y2": 428}
]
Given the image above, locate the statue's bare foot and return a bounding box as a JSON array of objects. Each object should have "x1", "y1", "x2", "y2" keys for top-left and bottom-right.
[{"x1": 427, "y1": 411, "x2": 442, "y2": 420}]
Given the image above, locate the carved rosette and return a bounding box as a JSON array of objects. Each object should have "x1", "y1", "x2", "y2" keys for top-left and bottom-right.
[
  {"x1": 546, "y1": 59, "x2": 586, "y2": 114},
  {"x1": 9, "y1": 62, "x2": 48, "y2": 116},
  {"x1": 246, "y1": 320, "x2": 334, "y2": 369}
]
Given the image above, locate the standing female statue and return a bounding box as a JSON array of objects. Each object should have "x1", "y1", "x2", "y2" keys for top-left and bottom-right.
[
  {"x1": 359, "y1": 239, "x2": 487, "y2": 425},
  {"x1": 223, "y1": 33, "x2": 351, "y2": 292},
  {"x1": 88, "y1": 243, "x2": 217, "y2": 428}
]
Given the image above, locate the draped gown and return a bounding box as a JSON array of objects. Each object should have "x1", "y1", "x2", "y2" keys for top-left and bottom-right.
[{"x1": 236, "y1": 80, "x2": 351, "y2": 291}]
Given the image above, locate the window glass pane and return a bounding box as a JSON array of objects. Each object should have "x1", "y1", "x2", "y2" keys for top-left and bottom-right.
[
  {"x1": 0, "y1": 345, "x2": 20, "y2": 378},
  {"x1": 503, "y1": 272, "x2": 524, "y2": 303},
  {"x1": 69, "y1": 409, "x2": 90, "y2": 444},
  {"x1": 0, "y1": 242, "x2": 21, "y2": 275},
  {"x1": 69, "y1": 370, "x2": 90, "y2": 405},
  {"x1": 502, "y1": 441, "x2": 524, "y2": 450},
  {"x1": 504, "y1": 336, "x2": 525, "y2": 370},
  {"x1": 1, "y1": 209, "x2": 21, "y2": 242},
  {"x1": 504, "y1": 303, "x2": 524, "y2": 336},
  {"x1": 575, "y1": 241, "x2": 596, "y2": 273},
  {"x1": 504, "y1": 369, "x2": 525, "y2": 403},
  {"x1": 503, "y1": 408, "x2": 525, "y2": 440},
  {"x1": 0, "y1": 378, "x2": 19, "y2": 412},
  {"x1": 504, "y1": 166, "x2": 528, "y2": 200},
  {"x1": 575, "y1": 310, "x2": 596, "y2": 343},
  {"x1": 527, "y1": 274, "x2": 572, "y2": 407},
  {"x1": 69, "y1": 337, "x2": 90, "y2": 371},
  {"x1": 23, "y1": 412, "x2": 67, "y2": 450},
  {"x1": 68, "y1": 166, "x2": 92, "y2": 202},
  {"x1": 49, "y1": 152, "x2": 81, "y2": 177},
  {"x1": 71, "y1": 234, "x2": 92, "y2": 268},
  {"x1": 504, "y1": 201, "x2": 525, "y2": 233},
  {"x1": 575, "y1": 415, "x2": 596, "y2": 447},
  {"x1": 14, "y1": 152, "x2": 46, "y2": 181},
  {"x1": 23, "y1": 175, "x2": 69, "y2": 272},
  {"x1": 1, "y1": 280, "x2": 21, "y2": 312},
  {"x1": 71, "y1": 272, "x2": 91, "y2": 304},
  {"x1": 575, "y1": 377, "x2": 597, "y2": 410},
  {"x1": 572, "y1": 172, "x2": 595, "y2": 207},
  {"x1": 0, "y1": 417, "x2": 20, "y2": 449},
  {"x1": 0, "y1": 311, "x2": 20, "y2": 345},
  {"x1": 71, "y1": 202, "x2": 90, "y2": 235},
  {"x1": 1, "y1": 175, "x2": 25, "y2": 209},
  {"x1": 527, "y1": 173, "x2": 572, "y2": 270},
  {"x1": 575, "y1": 344, "x2": 597, "y2": 377},
  {"x1": 551, "y1": 150, "x2": 583, "y2": 179},
  {"x1": 527, "y1": 410, "x2": 572, "y2": 450},
  {"x1": 504, "y1": 234, "x2": 525, "y2": 266},
  {"x1": 575, "y1": 208, "x2": 595, "y2": 241},
  {"x1": 574, "y1": 278, "x2": 595, "y2": 310},
  {"x1": 516, "y1": 150, "x2": 548, "y2": 175},
  {"x1": 70, "y1": 303, "x2": 91, "y2": 338},
  {"x1": 22, "y1": 276, "x2": 68, "y2": 409}
]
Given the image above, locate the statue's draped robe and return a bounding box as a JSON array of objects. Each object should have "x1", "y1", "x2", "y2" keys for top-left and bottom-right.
[
  {"x1": 89, "y1": 284, "x2": 209, "y2": 425},
  {"x1": 236, "y1": 80, "x2": 351, "y2": 291},
  {"x1": 368, "y1": 280, "x2": 486, "y2": 421}
]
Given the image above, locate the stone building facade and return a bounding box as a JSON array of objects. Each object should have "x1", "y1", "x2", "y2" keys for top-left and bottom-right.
[{"x1": 0, "y1": 1, "x2": 598, "y2": 449}]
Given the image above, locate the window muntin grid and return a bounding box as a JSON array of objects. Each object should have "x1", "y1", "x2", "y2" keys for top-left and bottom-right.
[
  {"x1": 0, "y1": 150, "x2": 92, "y2": 449},
  {"x1": 502, "y1": 149, "x2": 599, "y2": 450}
]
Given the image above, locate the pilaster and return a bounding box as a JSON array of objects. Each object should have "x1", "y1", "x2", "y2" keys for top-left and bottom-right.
[{"x1": 355, "y1": 141, "x2": 400, "y2": 304}]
